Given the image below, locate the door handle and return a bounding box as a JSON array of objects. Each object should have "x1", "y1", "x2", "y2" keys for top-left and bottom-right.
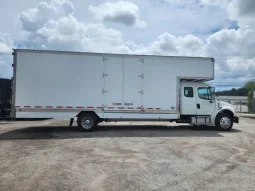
[{"x1": 197, "y1": 104, "x2": 200, "y2": 109}]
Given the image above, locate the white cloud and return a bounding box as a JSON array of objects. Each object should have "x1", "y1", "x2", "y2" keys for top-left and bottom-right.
[
  {"x1": 0, "y1": 59, "x2": 12, "y2": 78},
  {"x1": 143, "y1": 33, "x2": 205, "y2": 56},
  {"x1": 228, "y1": 0, "x2": 255, "y2": 26},
  {"x1": 165, "y1": 0, "x2": 228, "y2": 8},
  {"x1": 88, "y1": 1, "x2": 147, "y2": 28},
  {"x1": 19, "y1": 0, "x2": 74, "y2": 33},
  {"x1": 0, "y1": 33, "x2": 14, "y2": 78},
  {"x1": 200, "y1": 0, "x2": 228, "y2": 7},
  {"x1": 215, "y1": 58, "x2": 255, "y2": 80},
  {"x1": 0, "y1": 33, "x2": 14, "y2": 54},
  {"x1": 199, "y1": 0, "x2": 255, "y2": 26},
  {"x1": 18, "y1": 0, "x2": 76, "y2": 49},
  {"x1": 205, "y1": 26, "x2": 255, "y2": 57},
  {"x1": 201, "y1": 0, "x2": 255, "y2": 86},
  {"x1": 32, "y1": 14, "x2": 205, "y2": 56},
  {"x1": 158, "y1": 0, "x2": 230, "y2": 38},
  {"x1": 17, "y1": 0, "x2": 126, "y2": 53},
  {"x1": 109, "y1": 33, "x2": 205, "y2": 56},
  {"x1": 205, "y1": 26, "x2": 255, "y2": 84},
  {"x1": 1, "y1": 0, "x2": 255, "y2": 89},
  {"x1": 36, "y1": 15, "x2": 124, "y2": 52}
]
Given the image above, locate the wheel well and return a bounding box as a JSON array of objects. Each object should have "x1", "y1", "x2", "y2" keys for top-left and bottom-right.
[
  {"x1": 221, "y1": 110, "x2": 234, "y2": 117},
  {"x1": 76, "y1": 111, "x2": 100, "y2": 120},
  {"x1": 214, "y1": 109, "x2": 234, "y2": 126}
]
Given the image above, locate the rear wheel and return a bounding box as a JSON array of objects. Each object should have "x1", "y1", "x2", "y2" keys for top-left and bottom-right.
[
  {"x1": 77, "y1": 113, "x2": 98, "y2": 132},
  {"x1": 215, "y1": 113, "x2": 233, "y2": 131}
]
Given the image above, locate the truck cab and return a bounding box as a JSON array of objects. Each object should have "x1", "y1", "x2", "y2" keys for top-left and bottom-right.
[{"x1": 180, "y1": 82, "x2": 239, "y2": 130}]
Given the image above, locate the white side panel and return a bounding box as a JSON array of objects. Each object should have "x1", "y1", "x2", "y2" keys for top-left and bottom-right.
[
  {"x1": 15, "y1": 52, "x2": 104, "y2": 108},
  {"x1": 16, "y1": 111, "x2": 177, "y2": 119},
  {"x1": 174, "y1": 58, "x2": 214, "y2": 79},
  {"x1": 141, "y1": 57, "x2": 214, "y2": 111},
  {"x1": 103, "y1": 56, "x2": 123, "y2": 109},
  {"x1": 123, "y1": 56, "x2": 142, "y2": 108},
  {"x1": 104, "y1": 112, "x2": 178, "y2": 119},
  {"x1": 142, "y1": 57, "x2": 177, "y2": 110},
  {"x1": 16, "y1": 111, "x2": 104, "y2": 118}
]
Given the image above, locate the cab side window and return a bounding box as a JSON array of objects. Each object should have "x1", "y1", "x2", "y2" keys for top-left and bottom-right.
[
  {"x1": 184, "y1": 87, "x2": 193, "y2": 98},
  {"x1": 197, "y1": 87, "x2": 212, "y2": 100}
]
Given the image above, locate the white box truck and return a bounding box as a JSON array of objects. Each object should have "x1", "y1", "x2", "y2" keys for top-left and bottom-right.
[{"x1": 10, "y1": 49, "x2": 239, "y2": 131}]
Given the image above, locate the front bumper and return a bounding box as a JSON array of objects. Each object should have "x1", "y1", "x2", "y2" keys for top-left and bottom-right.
[{"x1": 234, "y1": 116, "x2": 239, "y2": 123}]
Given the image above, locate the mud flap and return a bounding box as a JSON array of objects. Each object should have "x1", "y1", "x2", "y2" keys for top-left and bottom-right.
[
  {"x1": 234, "y1": 116, "x2": 239, "y2": 123},
  {"x1": 69, "y1": 118, "x2": 74, "y2": 127}
]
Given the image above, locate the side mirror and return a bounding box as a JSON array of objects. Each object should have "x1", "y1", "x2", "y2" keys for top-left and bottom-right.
[
  {"x1": 208, "y1": 87, "x2": 215, "y2": 103},
  {"x1": 210, "y1": 95, "x2": 215, "y2": 103}
]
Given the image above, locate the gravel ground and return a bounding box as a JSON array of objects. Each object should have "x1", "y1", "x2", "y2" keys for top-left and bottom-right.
[{"x1": 0, "y1": 118, "x2": 255, "y2": 191}]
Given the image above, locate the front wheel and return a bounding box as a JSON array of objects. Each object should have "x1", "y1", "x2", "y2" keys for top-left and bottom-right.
[
  {"x1": 77, "y1": 113, "x2": 98, "y2": 132},
  {"x1": 215, "y1": 113, "x2": 233, "y2": 131}
]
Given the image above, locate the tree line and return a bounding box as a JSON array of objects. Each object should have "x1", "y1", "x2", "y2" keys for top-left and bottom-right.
[
  {"x1": 215, "y1": 80, "x2": 255, "y2": 112},
  {"x1": 216, "y1": 88, "x2": 248, "y2": 96}
]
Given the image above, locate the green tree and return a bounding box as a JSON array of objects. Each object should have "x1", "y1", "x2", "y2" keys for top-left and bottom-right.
[
  {"x1": 244, "y1": 80, "x2": 255, "y2": 113},
  {"x1": 216, "y1": 87, "x2": 248, "y2": 96}
]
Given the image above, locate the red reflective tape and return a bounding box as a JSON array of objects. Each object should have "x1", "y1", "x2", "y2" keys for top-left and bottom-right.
[
  {"x1": 137, "y1": 106, "x2": 143, "y2": 109},
  {"x1": 108, "y1": 107, "x2": 114, "y2": 109},
  {"x1": 127, "y1": 107, "x2": 134, "y2": 109},
  {"x1": 66, "y1": 106, "x2": 73, "y2": 108},
  {"x1": 87, "y1": 107, "x2": 93, "y2": 108},
  {"x1": 97, "y1": 107, "x2": 103, "y2": 109},
  {"x1": 156, "y1": 108, "x2": 161, "y2": 110},
  {"x1": 57, "y1": 106, "x2": 63, "y2": 108},
  {"x1": 15, "y1": 106, "x2": 20, "y2": 108},
  {"x1": 147, "y1": 108, "x2": 153, "y2": 110},
  {"x1": 35, "y1": 106, "x2": 42, "y2": 108},
  {"x1": 76, "y1": 106, "x2": 83, "y2": 109},
  {"x1": 118, "y1": 107, "x2": 125, "y2": 109},
  {"x1": 46, "y1": 106, "x2": 52, "y2": 108},
  {"x1": 24, "y1": 106, "x2": 31, "y2": 108}
]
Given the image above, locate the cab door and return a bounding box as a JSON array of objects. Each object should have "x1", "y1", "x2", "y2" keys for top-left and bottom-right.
[
  {"x1": 196, "y1": 86, "x2": 216, "y2": 115},
  {"x1": 180, "y1": 85, "x2": 196, "y2": 115}
]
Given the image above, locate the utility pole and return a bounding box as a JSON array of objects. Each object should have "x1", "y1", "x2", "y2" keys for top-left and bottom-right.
[
  {"x1": 240, "y1": 99, "x2": 242, "y2": 113},
  {"x1": 253, "y1": 91, "x2": 255, "y2": 113}
]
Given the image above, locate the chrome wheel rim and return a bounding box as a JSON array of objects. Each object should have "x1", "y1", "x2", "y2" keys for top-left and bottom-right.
[
  {"x1": 81, "y1": 116, "x2": 94, "y2": 129},
  {"x1": 220, "y1": 117, "x2": 231, "y2": 129}
]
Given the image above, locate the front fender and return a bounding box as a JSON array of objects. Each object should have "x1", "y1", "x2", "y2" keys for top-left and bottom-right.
[
  {"x1": 211, "y1": 106, "x2": 237, "y2": 125},
  {"x1": 220, "y1": 106, "x2": 237, "y2": 116}
]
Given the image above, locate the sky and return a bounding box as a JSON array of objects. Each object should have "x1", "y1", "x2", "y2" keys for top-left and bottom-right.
[{"x1": 0, "y1": 0, "x2": 255, "y2": 91}]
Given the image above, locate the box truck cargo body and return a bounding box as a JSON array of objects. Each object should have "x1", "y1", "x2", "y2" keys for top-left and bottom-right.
[{"x1": 10, "y1": 49, "x2": 239, "y2": 131}]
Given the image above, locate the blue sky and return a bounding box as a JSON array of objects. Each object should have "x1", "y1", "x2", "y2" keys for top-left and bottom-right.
[{"x1": 0, "y1": 0, "x2": 255, "y2": 91}]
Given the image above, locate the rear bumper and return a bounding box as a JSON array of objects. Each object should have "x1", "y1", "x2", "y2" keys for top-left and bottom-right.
[{"x1": 234, "y1": 116, "x2": 239, "y2": 123}]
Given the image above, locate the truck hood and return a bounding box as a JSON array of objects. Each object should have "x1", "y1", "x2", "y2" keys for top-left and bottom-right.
[
  {"x1": 218, "y1": 101, "x2": 238, "y2": 116},
  {"x1": 219, "y1": 101, "x2": 234, "y2": 108}
]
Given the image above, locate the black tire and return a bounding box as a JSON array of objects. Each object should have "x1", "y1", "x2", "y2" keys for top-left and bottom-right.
[
  {"x1": 215, "y1": 113, "x2": 233, "y2": 131},
  {"x1": 77, "y1": 113, "x2": 98, "y2": 132}
]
